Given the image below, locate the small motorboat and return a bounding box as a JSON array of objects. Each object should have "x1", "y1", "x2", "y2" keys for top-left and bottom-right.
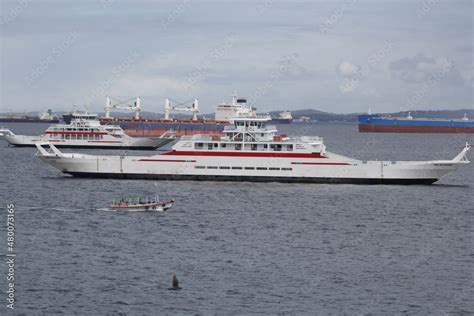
[{"x1": 111, "y1": 197, "x2": 175, "y2": 211}]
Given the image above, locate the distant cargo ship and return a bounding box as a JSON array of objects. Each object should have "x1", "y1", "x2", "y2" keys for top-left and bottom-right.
[
  {"x1": 63, "y1": 95, "x2": 292, "y2": 137},
  {"x1": 64, "y1": 96, "x2": 228, "y2": 137},
  {"x1": 0, "y1": 109, "x2": 59, "y2": 123},
  {"x1": 359, "y1": 112, "x2": 474, "y2": 133},
  {"x1": 270, "y1": 111, "x2": 293, "y2": 124}
]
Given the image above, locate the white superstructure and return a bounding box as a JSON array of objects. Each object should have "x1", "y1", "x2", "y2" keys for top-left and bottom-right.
[
  {"x1": 0, "y1": 113, "x2": 173, "y2": 150},
  {"x1": 215, "y1": 94, "x2": 256, "y2": 121},
  {"x1": 35, "y1": 116, "x2": 471, "y2": 184},
  {"x1": 39, "y1": 109, "x2": 57, "y2": 121}
]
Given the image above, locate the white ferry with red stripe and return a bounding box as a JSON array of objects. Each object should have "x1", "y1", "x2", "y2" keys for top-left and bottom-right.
[
  {"x1": 0, "y1": 113, "x2": 173, "y2": 150},
  {"x1": 36, "y1": 116, "x2": 471, "y2": 184}
]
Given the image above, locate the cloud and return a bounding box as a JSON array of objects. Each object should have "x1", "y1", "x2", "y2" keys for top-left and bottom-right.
[
  {"x1": 1, "y1": 1, "x2": 473, "y2": 113},
  {"x1": 389, "y1": 54, "x2": 464, "y2": 85},
  {"x1": 337, "y1": 61, "x2": 361, "y2": 77}
]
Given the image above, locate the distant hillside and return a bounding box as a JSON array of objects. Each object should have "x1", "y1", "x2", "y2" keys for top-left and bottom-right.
[
  {"x1": 2, "y1": 108, "x2": 473, "y2": 122},
  {"x1": 269, "y1": 109, "x2": 474, "y2": 122},
  {"x1": 271, "y1": 109, "x2": 359, "y2": 122}
]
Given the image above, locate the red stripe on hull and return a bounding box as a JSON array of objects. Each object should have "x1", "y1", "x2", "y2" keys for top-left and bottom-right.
[
  {"x1": 291, "y1": 162, "x2": 351, "y2": 165},
  {"x1": 359, "y1": 124, "x2": 474, "y2": 133},
  {"x1": 161, "y1": 150, "x2": 325, "y2": 158},
  {"x1": 88, "y1": 140, "x2": 123, "y2": 143},
  {"x1": 138, "y1": 159, "x2": 196, "y2": 163},
  {"x1": 45, "y1": 131, "x2": 108, "y2": 135}
]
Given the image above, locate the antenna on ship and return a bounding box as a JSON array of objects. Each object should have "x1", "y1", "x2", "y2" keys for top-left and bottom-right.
[
  {"x1": 407, "y1": 111, "x2": 413, "y2": 120},
  {"x1": 462, "y1": 113, "x2": 468, "y2": 121},
  {"x1": 231, "y1": 91, "x2": 237, "y2": 105},
  {"x1": 134, "y1": 97, "x2": 141, "y2": 120},
  {"x1": 192, "y1": 98, "x2": 198, "y2": 121},
  {"x1": 368, "y1": 108, "x2": 371, "y2": 115},
  {"x1": 164, "y1": 98, "x2": 171, "y2": 120},
  {"x1": 105, "y1": 96, "x2": 112, "y2": 118}
]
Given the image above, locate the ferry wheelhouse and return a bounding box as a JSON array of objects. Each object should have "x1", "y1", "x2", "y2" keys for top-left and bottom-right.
[
  {"x1": 36, "y1": 116, "x2": 471, "y2": 184},
  {"x1": 175, "y1": 115, "x2": 324, "y2": 159}
]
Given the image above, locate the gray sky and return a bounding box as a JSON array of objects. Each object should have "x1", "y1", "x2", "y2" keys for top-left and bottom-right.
[{"x1": 1, "y1": 0, "x2": 473, "y2": 114}]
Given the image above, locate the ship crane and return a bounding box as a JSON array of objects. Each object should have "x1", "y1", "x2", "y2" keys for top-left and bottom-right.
[
  {"x1": 164, "y1": 97, "x2": 199, "y2": 121},
  {"x1": 104, "y1": 96, "x2": 141, "y2": 120}
]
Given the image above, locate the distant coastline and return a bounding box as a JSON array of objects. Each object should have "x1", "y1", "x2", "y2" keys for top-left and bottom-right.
[{"x1": 1, "y1": 108, "x2": 473, "y2": 123}]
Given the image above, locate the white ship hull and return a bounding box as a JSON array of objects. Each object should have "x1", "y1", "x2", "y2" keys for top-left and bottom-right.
[{"x1": 36, "y1": 145, "x2": 471, "y2": 185}]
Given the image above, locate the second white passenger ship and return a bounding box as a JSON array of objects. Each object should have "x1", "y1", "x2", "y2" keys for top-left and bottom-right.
[
  {"x1": 0, "y1": 112, "x2": 173, "y2": 150},
  {"x1": 36, "y1": 115, "x2": 471, "y2": 184}
]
